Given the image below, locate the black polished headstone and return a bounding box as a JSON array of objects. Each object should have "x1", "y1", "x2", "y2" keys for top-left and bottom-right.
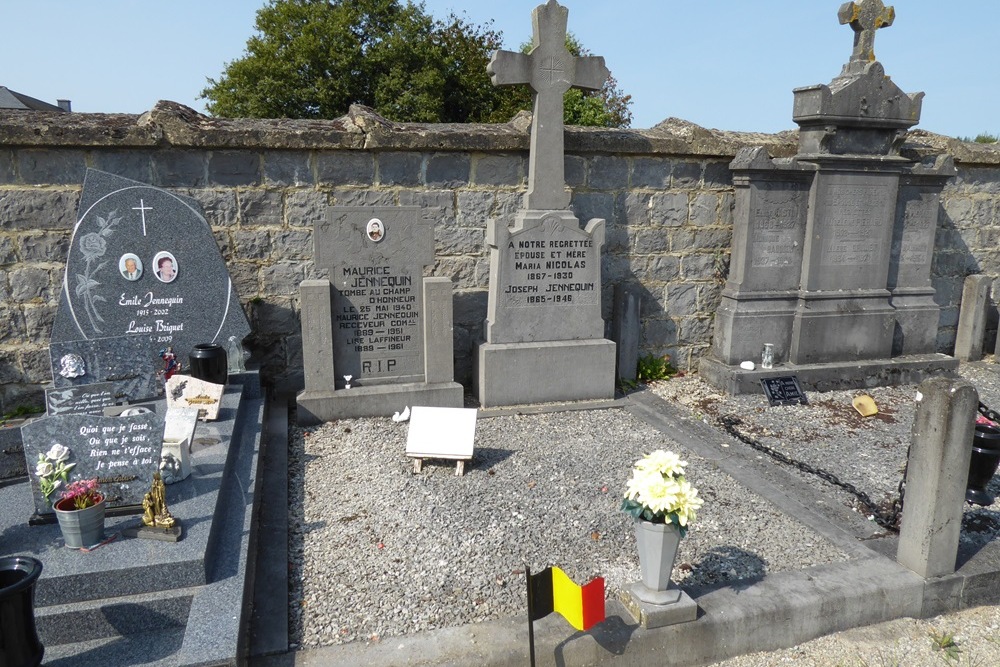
[
  {"x1": 21, "y1": 412, "x2": 165, "y2": 517},
  {"x1": 50, "y1": 169, "x2": 251, "y2": 367}
]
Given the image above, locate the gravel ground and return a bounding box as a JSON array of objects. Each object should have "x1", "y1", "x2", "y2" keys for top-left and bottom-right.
[{"x1": 287, "y1": 360, "x2": 1000, "y2": 661}]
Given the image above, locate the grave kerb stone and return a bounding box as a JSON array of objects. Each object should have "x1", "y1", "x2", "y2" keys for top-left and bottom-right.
[
  {"x1": 897, "y1": 377, "x2": 976, "y2": 578},
  {"x1": 955, "y1": 275, "x2": 994, "y2": 362}
]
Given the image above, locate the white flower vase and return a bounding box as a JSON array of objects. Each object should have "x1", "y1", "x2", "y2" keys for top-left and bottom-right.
[{"x1": 632, "y1": 518, "x2": 683, "y2": 605}]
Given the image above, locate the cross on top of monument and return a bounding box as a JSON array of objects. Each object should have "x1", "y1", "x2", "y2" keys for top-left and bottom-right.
[
  {"x1": 487, "y1": 0, "x2": 609, "y2": 211},
  {"x1": 838, "y1": 0, "x2": 895, "y2": 73}
]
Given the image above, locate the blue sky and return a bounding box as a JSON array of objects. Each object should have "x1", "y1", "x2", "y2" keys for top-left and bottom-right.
[{"x1": 2, "y1": 1, "x2": 996, "y2": 138}]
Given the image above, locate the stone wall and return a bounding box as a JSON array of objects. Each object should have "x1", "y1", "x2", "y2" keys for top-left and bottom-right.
[{"x1": 1, "y1": 101, "x2": 999, "y2": 411}]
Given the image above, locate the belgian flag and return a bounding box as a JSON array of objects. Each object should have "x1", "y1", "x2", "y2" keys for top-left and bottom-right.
[{"x1": 527, "y1": 565, "x2": 605, "y2": 631}]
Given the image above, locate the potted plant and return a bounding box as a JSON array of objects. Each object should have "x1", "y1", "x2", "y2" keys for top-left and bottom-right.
[
  {"x1": 53, "y1": 478, "x2": 106, "y2": 550},
  {"x1": 622, "y1": 450, "x2": 704, "y2": 603}
]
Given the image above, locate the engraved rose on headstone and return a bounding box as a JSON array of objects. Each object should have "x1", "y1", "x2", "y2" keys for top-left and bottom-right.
[{"x1": 74, "y1": 210, "x2": 121, "y2": 334}]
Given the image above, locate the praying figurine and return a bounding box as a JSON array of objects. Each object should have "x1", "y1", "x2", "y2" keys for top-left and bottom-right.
[
  {"x1": 141, "y1": 471, "x2": 176, "y2": 529},
  {"x1": 160, "y1": 346, "x2": 178, "y2": 381}
]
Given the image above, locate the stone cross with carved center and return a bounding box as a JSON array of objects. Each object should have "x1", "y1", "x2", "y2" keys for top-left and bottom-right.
[
  {"x1": 838, "y1": 0, "x2": 895, "y2": 68},
  {"x1": 487, "y1": 0, "x2": 609, "y2": 211}
]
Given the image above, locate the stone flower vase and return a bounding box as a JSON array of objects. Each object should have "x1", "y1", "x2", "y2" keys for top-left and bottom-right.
[
  {"x1": 189, "y1": 343, "x2": 228, "y2": 386},
  {"x1": 53, "y1": 495, "x2": 106, "y2": 549},
  {"x1": 967, "y1": 424, "x2": 1000, "y2": 506},
  {"x1": 0, "y1": 556, "x2": 44, "y2": 667},
  {"x1": 632, "y1": 518, "x2": 683, "y2": 605}
]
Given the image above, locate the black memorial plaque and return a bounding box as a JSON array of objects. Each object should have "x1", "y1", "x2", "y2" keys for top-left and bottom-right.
[{"x1": 760, "y1": 376, "x2": 808, "y2": 406}]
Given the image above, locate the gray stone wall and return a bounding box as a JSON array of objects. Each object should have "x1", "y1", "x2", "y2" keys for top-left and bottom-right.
[{"x1": 1, "y1": 102, "x2": 999, "y2": 411}]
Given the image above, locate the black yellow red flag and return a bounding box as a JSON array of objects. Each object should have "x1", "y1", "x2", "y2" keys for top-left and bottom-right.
[{"x1": 527, "y1": 565, "x2": 605, "y2": 631}]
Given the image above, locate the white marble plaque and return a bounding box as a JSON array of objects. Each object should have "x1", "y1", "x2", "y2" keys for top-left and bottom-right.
[
  {"x1": 405, "y1": 406, "x2": 477, "y2": 460},
  {"x1": 165, "y1": 374, "x2": 224, "y2": 421}
]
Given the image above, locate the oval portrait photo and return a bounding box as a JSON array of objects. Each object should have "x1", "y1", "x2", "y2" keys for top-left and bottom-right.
[
  {"x1": 153, "y1": 251, "x2": 178, "y2": 284},
  {"x1": 366, "y1": 218, "x2": 385, "y2": 242},
  {"x1": 119, "y1": 253, "x2": 143, "y2": 281}
]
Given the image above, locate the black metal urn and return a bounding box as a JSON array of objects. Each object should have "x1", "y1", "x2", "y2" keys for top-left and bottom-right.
[
  {"x1": 0, "y1": 556, "x2": 44, "y2": 667},
  {"x1": 188, "y1": 343, "x2": 228, "y2": 386},
  {"x1": 967, "y1": 423, "x2": 1000, "y2": 506}
]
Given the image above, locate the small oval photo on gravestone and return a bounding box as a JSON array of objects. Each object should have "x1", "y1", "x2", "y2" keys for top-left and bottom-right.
[{"x1": 51, "y1": 170, "x2": 251, "y2": 362}]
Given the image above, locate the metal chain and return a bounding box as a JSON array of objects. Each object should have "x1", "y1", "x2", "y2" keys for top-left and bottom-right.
[
  {"x1": 978, "y1": 401, "x2": 1000, "y2": 424},
  {"x1": 716, "y1": 414, "x2": 909, "y2": 532}
]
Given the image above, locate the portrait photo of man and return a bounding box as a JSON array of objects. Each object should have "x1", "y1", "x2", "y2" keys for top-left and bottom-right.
[
  {"x1": 120, "y1": 253, "x2": 143, "y2": 281},
  {"x1": 366, "y1": 218, "x2": 384, "y2": 242}
]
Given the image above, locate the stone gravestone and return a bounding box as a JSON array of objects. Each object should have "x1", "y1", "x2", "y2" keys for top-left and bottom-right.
[
  {"x1": 50, "y1": 169, "x2": 251, "y2": 380},
  {"x1": 21, "y1": 411, "x2": 165, "y2": 520},
  {"x1": 296, "y1": 206, "x2": 463, "y2": 423},
  {"x1": 475, "y1": 0, "x2": 616, "y2": 407},
  {"x1": 701, "y1": 0, "x2": 957, "y2": 394}
]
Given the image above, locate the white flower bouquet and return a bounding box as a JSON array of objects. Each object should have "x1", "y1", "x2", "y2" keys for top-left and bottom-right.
[
  {"x1": 35, "y1": 443, "x2": 76, "y2": 506},
  {"x1": 621, "y1": 449, "x2": 704, "y2": 537}
]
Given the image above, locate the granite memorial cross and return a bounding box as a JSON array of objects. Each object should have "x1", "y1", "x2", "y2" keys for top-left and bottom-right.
[
  {"x1": 476, "y1": 0, "x2": 616, "y2": 408},
  {"x1": 838, "y1": 0, "x2": 894, "y2": 70},
  {"x1": 487, "y1": 0, "x2": 609, "y2": 211}
]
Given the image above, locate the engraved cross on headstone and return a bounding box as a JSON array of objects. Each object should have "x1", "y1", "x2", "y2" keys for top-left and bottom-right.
[
  {"x1": 132, "y1": 198, "x2": 153, "y2": 236},
  {"x1": 487, "y1": 0, "x2": 609, "y2": 211},
  {"x1": 838, "y1": 0, "x2": 894, "y2": 70}
]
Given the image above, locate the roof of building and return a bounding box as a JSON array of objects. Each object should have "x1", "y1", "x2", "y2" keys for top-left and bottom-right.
[{"x1": 0, "y1": 86, "x2": 66, "y2": 111}]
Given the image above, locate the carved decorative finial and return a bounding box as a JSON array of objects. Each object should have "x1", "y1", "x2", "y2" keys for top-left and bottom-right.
[{"x1": 838, "y1": 0, "x2": 895, "y2": 66}]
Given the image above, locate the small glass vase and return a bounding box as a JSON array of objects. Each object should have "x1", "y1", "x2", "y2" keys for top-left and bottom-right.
[{"x1": 761, "y1": 343, "x2": 774, "y2": 370}]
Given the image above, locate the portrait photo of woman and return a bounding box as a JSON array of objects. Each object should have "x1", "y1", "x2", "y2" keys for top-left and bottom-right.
[{"x1": 153, "y1": 251, "x2": 178, "y2": 283}]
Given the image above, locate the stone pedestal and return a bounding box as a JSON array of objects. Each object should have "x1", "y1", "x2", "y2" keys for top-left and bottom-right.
[
  {"x1": 621, "y1": 585, "x2": 699, "y2": 629},
  {"x1": 296, "y1": 275, "x2": 463, "y2": 425},
  {"x1": 475, "y1": 339, "x2": 615, "y2": 408},
  {"x1": 476, "y1": 210, "x2": 616, "y2": 408}
]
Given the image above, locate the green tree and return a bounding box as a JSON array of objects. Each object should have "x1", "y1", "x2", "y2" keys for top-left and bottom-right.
[{"x1": 201, "y1": 0, "x2": 632, "y2": 127}]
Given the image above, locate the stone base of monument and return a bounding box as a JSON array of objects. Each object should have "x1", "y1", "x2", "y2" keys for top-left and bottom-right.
[
  {"x1": 1, "y1": 386, "x2": 265, "y2": 667},
  {"x1": 698, "y1": 353, "x2": 959, "y2": 395},
  {"x1": 475, "y1": 338, "x2": 616, "y2": 408},
  {"x1": 295, "y1": 381, "x2": 464, "y2": 425},
  {"x1": 124, "y1": 523, "x2": 183, "y2": 542},
  {"x1": 621, "y1": 583, "x2": 699, "y2": 629}
]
